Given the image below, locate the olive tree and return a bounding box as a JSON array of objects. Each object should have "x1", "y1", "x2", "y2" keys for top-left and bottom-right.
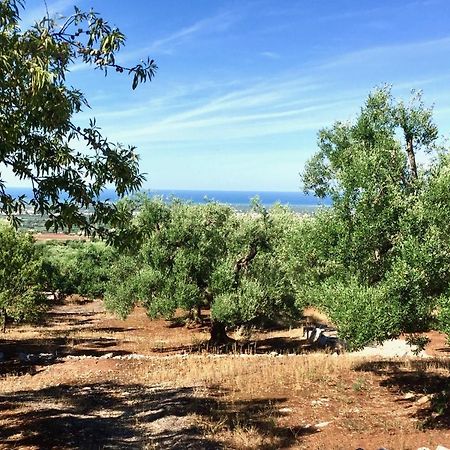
[
  {"x1": 39, "y1": 240, "x2": 117, "y2": 300},
  {"x1": 0, "y1": 0, "x2": 156, "y2": 233},
  {"x1": 105, "y1": 198, "x2": 234, "y2": 342},
  {"x1": 104, "y1": 198, "x2": 298, "y2": 343},
  {"x1": 0, "y1": 222, "x2": 47, "y2": 331},
  {"x1": 299, "y1": 87, "x2": 448, "y2": 348},
  {"x1": 210, "y1": 203, "x2": 298, "y2": 341}
]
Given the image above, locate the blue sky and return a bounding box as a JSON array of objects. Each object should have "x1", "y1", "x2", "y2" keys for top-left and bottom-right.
[{"x1": 11, "y1": 0, "x2": 450, "y2": 191}]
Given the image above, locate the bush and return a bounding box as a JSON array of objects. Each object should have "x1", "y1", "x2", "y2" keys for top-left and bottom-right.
[
  {"x1": 39, "y1": 240, "x2": 117, "y2": 300},
  {"x1": 0, "y1": 222, "x2": 47, "y2": 330}
]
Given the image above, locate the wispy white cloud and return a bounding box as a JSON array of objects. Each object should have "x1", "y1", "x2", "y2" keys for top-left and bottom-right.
[
  {"x1": 149, "y1": 11, "x2": 238, "y2": 54},
  {"x1": 64, "y1": 9, "x2": 240, "y2": 72},
  {"x1": 115, "y1": 10, "x2": 240, "y2": 63},
  {"x1": 20, "y1": 0, "x2": 75, "y2": 28},
  {"x1": 94, "y1": 75, "x2": 357, "y2": 144},
  {"x1": 318, "y1": 35, "x2": 450, "y2": 70},
  {"x1": 260, "y1": 51, "x2": 280, "y2": 59}
]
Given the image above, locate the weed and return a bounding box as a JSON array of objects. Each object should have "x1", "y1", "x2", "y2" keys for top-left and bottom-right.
[{"x1": 352, "y1": 376, "x2": 366, "y2": 392}]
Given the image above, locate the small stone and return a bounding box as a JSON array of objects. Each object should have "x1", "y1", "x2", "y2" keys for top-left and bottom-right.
[
  {"x1": 403, "y1": 392, "x2": 415, "y2": 400},
  {"x1": 315, "y1": 421, "x2": 331, "y2": 429},
  {"x1": 278, "y1": 407, "x2": 292, "y2": 413},
  {"x1": 99, "y1": 352, "x2": 114, "y2": 359},
  {"x1": 416, "y1": 395, "x2": 431, "y2": 405}
]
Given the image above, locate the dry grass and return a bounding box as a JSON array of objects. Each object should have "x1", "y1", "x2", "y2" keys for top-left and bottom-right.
[{"x1": 1, "y1": 298, "x2": 449, "y2": 449}]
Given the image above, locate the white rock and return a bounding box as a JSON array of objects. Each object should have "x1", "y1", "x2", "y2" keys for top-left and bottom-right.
[
  {"x1": 350, "y1": 338, "x2": 430, "y2": 358},
  {"x1": 436, "y1": 446, "x2": 450, "y2": 450},
  {"x1": 416, "y1": 395, "x2": 431, "y2": 405},
  {"x1": 315, "y1": 421, "x2": 331, "y2": 429},
  {"x1": 278, "y1": 407, "x2": 292, "y2": 413}
]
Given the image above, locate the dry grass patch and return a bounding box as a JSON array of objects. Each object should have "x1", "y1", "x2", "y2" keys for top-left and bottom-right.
[{"x1": 1, "y1": 298, "x2": 449, "y2": 449}]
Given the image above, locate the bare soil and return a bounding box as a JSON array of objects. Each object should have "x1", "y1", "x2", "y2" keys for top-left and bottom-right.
[
  {"x1": 32, "y1": 232, "x2": 87, "y2": 241},
  {"x1": 0, "y1": 298, "x2": 449, "y2": 449}
]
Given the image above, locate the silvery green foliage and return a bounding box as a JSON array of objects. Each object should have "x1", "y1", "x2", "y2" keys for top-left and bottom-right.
[
  {"x1": 39, "y1": 240, "x2": 117, "y2": 300},
  {"x1": 104, "y1": 198, "x2": 298, "y2": 340},
  {"x1": 299, "y1": 87, "x2": 450, "y2": 348}
]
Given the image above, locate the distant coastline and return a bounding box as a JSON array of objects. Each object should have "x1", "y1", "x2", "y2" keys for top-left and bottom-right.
[{"x1": 6, "y1": 187, "x2": 330, "y2": 213}]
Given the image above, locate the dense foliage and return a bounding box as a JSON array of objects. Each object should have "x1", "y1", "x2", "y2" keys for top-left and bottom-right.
[
  {"x1": 104, "y1": 198, "x2": 299, "y2": 342},
  {"x1": 39, "y1": 240, "x2": 117, "y2": 301},
  {"x1": 0, "y1": 0, "x2": 155, "y2": 233},
  {"x1": 299, "y1": 87, "x2": 450, "y2": 348},
  {"x1": 0, "y1": 222, "x2": 47, "y2": 331}
]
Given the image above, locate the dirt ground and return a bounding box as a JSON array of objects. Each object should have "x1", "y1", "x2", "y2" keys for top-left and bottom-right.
[
  {"x1": 0, "y1": 297, "x2": 449, "y2": 450},
  {"x1": 32, "y1": 232, "x2": 87, "y2": 241}
]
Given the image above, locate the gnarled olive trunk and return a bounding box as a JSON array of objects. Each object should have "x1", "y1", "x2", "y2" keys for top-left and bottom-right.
[
  {"x1": 1, "y1": 309, "x2": 7, "y2": 333},
  {"x1": 209, "y1": 320, "x2": 232, "y2": 344}
]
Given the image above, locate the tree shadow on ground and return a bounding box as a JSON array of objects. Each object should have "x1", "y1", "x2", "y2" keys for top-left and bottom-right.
[
  {"x1": 354, "y1": 358, "x2": 450, "y2": 429},
  {"x1": 151, "y1": 336, "x2": 321, "y2": 356},
  {"x1": 0, "y1": 335, "x2": 130, "y2": 358},
  {"x1": 0, "y1": 335, "x2": 132, "y2": 377},
  {"x1": 0, "y1": 382, "x2": 315, "y2": 449},
  {"x1": 436, "y1": 345, "x2": 450, "y2": 353}
]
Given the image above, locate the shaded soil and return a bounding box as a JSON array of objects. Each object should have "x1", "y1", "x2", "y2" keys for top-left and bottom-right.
[{"x1": 0, "y1": 298, "x2": 449, "y2": 449}]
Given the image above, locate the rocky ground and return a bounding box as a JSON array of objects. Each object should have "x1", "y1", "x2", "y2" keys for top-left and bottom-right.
[{"x1": 0, "y1": 297, "x2": 449, "y2": 449}]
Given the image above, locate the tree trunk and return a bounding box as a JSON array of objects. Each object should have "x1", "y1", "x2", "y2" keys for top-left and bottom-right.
[
  {"x1": 195, "y1": 305, "x2": 202, "y2": 322},
  {"x1": 209, "y1": 320, "x2": 232, "y2": 344},
  {"x1": 187, "y1": 305, "x2": 203, "y2": 325},
  {"x1": 1, "y1": 309, "x2": 7, "y2": 333},
  {"x1": 234, "y1": 244, "x2": 258, "y2": 286},
  {"x1": 406, "y1": 138, "x2": 418, "y2": 180}
]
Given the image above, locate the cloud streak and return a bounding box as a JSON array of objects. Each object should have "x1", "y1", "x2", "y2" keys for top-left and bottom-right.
[
  {"x1": 149, "y1": 11, "x2": 238, "y2": 54},
  {"x1": 67, "y1": 9, "x2": 240, "y2": 72},
  {"x1": 318, "y1": 35, "x2": 450, "y2": 70},
  {"x1": 20, "y1": 0, "x2": 74, "y2": 28},
  {"x1": 92, "y1": 75, "x2": 358, "y2": 145}
]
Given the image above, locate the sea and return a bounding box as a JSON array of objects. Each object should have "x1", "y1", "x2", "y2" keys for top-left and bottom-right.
[{"x1": 6, "y1": 187, "x2": 330, "y2": 213}]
